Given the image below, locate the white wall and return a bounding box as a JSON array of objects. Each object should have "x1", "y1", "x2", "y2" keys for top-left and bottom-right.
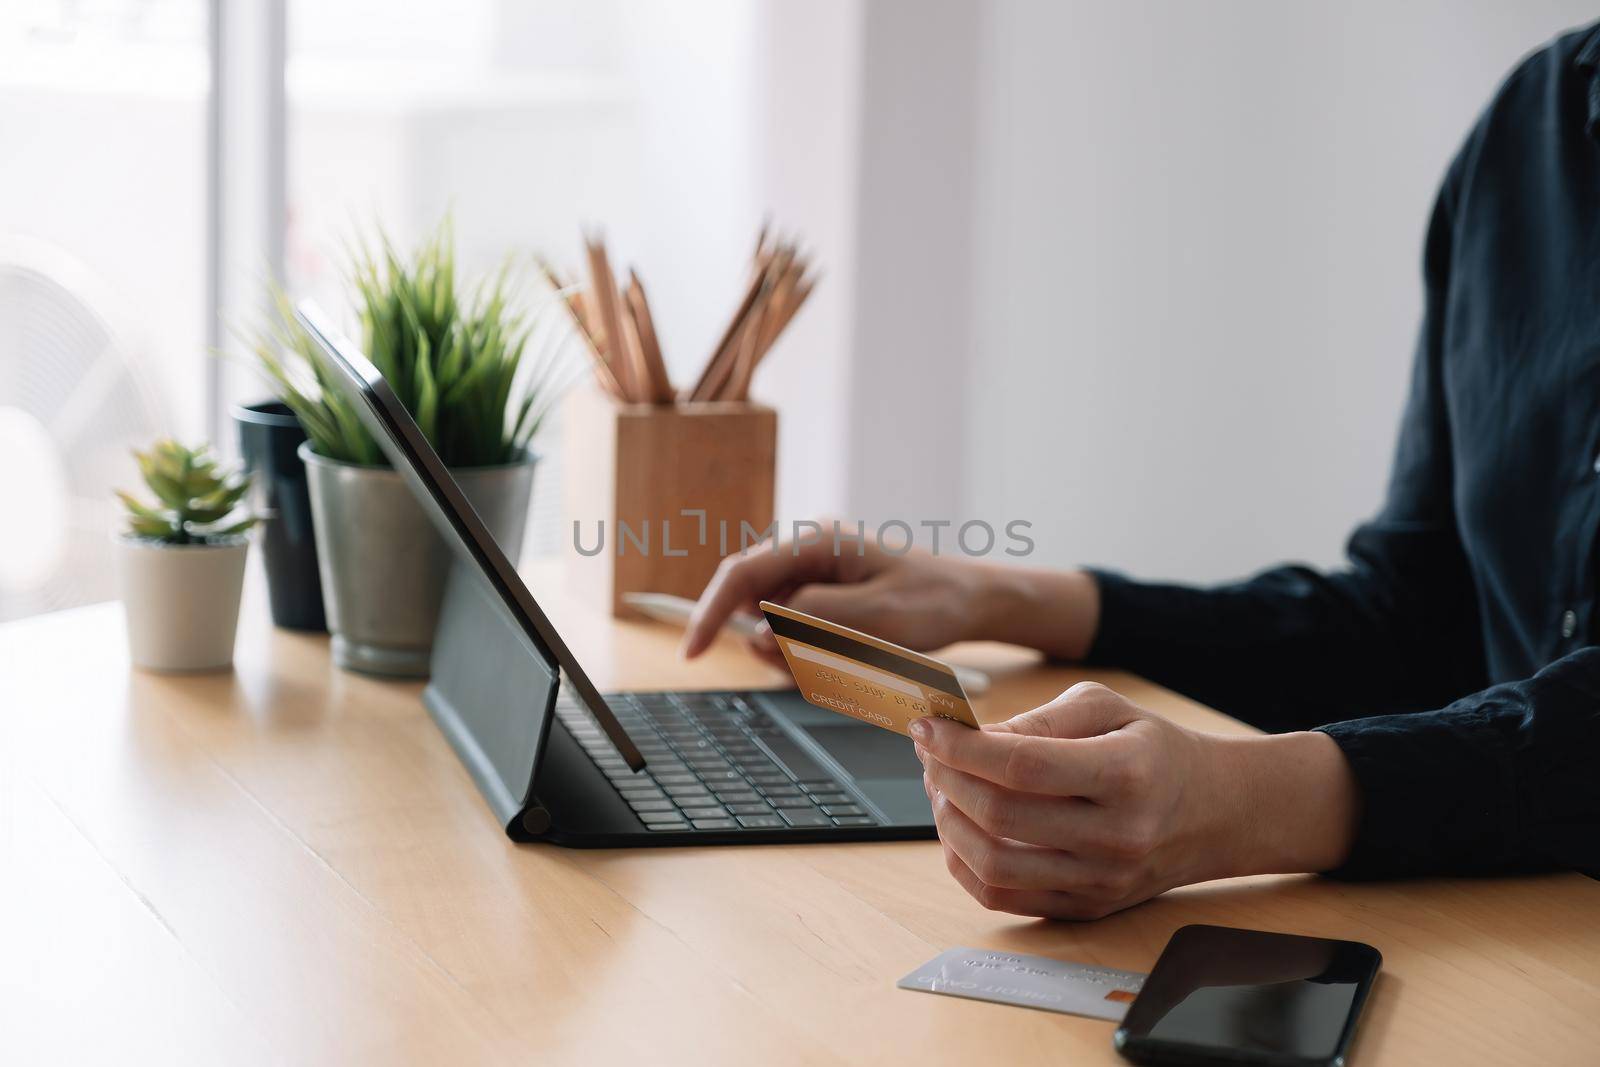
[
  {"x1": 750, "y1": 0, "x2": 864, "y2": 520},
  {"x1": 843, "y1": 0, "x2": 980, "y2": 526},
  {"x1": 949, "y1": 0, "x2": 1597, "y2": 581}
]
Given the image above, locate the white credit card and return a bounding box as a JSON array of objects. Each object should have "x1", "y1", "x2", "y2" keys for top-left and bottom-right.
[{"x1": 898, "y1": 947, "x2": 1146, "y2": 1021}]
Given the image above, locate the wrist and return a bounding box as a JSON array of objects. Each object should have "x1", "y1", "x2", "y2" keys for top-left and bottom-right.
[
  {"x1": 1197, "y1": 731, "x2": 1361, "y2": 878},
  {"x1": 970, "y1": 566, "x2": 1100, "y2": 659}
]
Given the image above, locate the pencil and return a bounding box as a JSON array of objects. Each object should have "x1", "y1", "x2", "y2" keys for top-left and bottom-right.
[{"x1": 625, "y1": 270, "x2": 674, "y2": 404}]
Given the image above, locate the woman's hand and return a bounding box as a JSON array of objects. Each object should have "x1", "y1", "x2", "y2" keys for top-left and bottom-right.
[
  {"x1": 910, "y1": 681, "x2": 1360, "y2": 920},
  {"x1": 682, "y1": 531, "x2": 1100, "y2": 663}
]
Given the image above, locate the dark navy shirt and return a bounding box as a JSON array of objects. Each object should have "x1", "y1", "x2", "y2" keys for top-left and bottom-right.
[{"x1": 1087, "y1": 24, "x2": 1600, "y2": 879}]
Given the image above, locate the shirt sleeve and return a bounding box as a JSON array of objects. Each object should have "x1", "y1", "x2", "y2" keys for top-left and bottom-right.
[
  {"x1": 1316, "y1": 647, "x2": 1600, "y2": 879},
  {"x1": 1085, "y1": 171, "x2": 1488, "y2": 732}
]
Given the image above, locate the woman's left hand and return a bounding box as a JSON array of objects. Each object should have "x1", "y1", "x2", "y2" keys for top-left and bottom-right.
[{"x1": 909, "y1": 681, "x2": 1360, "y2": 920}]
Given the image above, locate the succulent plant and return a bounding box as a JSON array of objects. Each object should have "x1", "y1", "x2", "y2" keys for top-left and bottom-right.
[
  {"x1": 251, "y1": 216, "x2": 578, "y2": 469},
  {"x1": 118, "y1": 440, "x2": 256, "y2": 545}
]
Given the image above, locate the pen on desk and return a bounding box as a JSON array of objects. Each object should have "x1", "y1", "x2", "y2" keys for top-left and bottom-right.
[
  {"x1": 623, "y1": 592, "x2": 992, "y2": 695},
  {"x1": 626, "y1": 592, "x2": 764, "y2": 639}
]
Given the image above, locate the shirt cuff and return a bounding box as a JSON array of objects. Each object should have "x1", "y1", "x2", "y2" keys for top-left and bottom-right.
[
  {"x1": 1083, "y1": 568, "x2": 1155, "y2": 666},
  {"x1": 1315, "y1": 707, "x2": 1521, "y2": 879}
]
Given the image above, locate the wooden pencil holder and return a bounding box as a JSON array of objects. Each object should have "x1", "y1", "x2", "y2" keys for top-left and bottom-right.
[{"x1": 562, "y1": 388, "x2": 777, "y2": 618}]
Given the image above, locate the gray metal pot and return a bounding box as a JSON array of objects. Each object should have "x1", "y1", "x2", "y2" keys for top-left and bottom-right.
[{"x1": 300, "y1": 441, "x2": 535, "y2": 677}]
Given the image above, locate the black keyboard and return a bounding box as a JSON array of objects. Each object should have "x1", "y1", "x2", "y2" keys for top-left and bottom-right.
[{"x1": 553, "y1": 691, "x2": 878, "y2": 833}]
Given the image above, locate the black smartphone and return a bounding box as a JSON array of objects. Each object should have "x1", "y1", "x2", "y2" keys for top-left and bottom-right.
[{"x1": 1113, "y1": 924, "x2": 1381, "y2": 1067}]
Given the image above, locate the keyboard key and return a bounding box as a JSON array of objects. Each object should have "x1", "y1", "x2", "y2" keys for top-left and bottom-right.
[
  {"x1": 691, "y1": 818, "x2": 738, "y2": 830},
  {"x1": 798, "y1": 779, "x2": 836, "y2": 790},
  {"x1": 616, "y1": 775, "x2": 660, "y2": 788},
  {"x1": 638, "y1": 809, "x2": 688, "y2": 824},
  {"x1": 663, "y1": 733, "x2": 699, "y2": 747},
  {"x1": 735, "y1": 814, "x2": 784, "y2": 829},
  {"x1": 628, "y1": 798, "x2": 676, "y2": 813},
  {"x1": 809, "y1": 793, "x2": 852, "y2": 806},
  {"x1": 771, "y1": 796, "x2": 818, "y2": 809},
  {"x1": 645, "y1": 820, "x2": 690, "y2": 832},
  {"x1": 647, "y1": 761, "x2": 691, "y2": 775},
  {"x1": 732, "y1": 759, "x2": 780, "y2": 775},
  {"x1": 663, "y1": 784, "x2": 711, "y2": 800},
  {"x1": 780, "y1": 809, "x2": 832, "y2": 828},
  {"x1": 831, "y1": 815, "x2": 875, "y2": 827},
  {"x1": 618, "y1": 786, "x2": 665, "y2": 801},
  {"x1": 654, "y1": 773, "x2": 699, "y2": 785},
  {"x1": 679, "y1": 805, "x2": 728, "y2": 820},
  {"x1": 750, "y1": 773, "x2": 791, "y2": 787},
  {"x1": 820, "y1": 804, "x2": 864, "y2": 817},
  {"x1": 711, "y1": 789, "x2": 762, "y2": 804},
  {"x1": 757, "y1": 783, "x2": 803, "y2": 798},
  {"x1": 700, "y1": 770, "x2": 745, "y2": 785},
  {"x1": 727, "y1": 802, "x2": 773, "y2": 816}
]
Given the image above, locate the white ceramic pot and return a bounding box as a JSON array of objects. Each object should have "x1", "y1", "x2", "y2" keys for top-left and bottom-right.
[{"x1": 116, "y1": 535, "x2": 249, "y2": 671}]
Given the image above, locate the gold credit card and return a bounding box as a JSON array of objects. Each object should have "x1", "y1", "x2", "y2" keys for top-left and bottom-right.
[{"x1": 759, "y1": 600, "x2": 980, "y2": 736}]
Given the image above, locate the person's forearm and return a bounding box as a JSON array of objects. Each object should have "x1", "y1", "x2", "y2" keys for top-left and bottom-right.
[
  {"x1": 1082, "y1": 566, "x2": 1489, "y2": 732},
  {"x1": 971, "y1": 565, "x2": 1101, "y2": 660},
  {"x1": 1201, "y1": 731, "x2": 1361, "y2": 877}
]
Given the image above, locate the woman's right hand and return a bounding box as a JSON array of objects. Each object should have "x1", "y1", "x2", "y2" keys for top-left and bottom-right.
[{"x1": 680, "y1": 532, "x2": 1100, "y2": 664}]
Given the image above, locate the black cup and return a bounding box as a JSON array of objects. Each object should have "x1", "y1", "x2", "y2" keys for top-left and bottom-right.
[{"x1": 233, "y1": 400, "x2": 326, "y2": 631}]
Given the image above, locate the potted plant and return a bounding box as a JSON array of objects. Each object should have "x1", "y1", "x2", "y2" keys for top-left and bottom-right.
[
  {"x1": 115, "y1": 439, "x2": 256, "y2": 671},
  {"x1": 253, "y1": 220, "x2": 571, "y2": 677},
  {"x1": 232, "y1": 399, "x2": 325, "y2": 631}
]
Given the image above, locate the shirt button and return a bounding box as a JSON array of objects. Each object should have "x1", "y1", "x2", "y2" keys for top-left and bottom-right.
[
  {"x1": 1593, "y1": 454, "x2": 1600, "y2": 474},
  {"x1": 1561, "y1": 610, "x2": 1578, "y2": 639}
]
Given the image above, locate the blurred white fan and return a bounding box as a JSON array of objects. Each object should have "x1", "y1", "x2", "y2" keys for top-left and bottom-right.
[{"x1": 0, "y1": 238, "x2": 165, "y2": 622}]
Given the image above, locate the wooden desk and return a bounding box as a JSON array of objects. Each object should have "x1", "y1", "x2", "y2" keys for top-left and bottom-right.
[{"x1": 3, "y1": 572, "x2": 1597, "y2": 1066}]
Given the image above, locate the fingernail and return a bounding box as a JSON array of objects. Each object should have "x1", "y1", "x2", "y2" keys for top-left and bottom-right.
[
  {"x1": 908, "y1": 718, "x2": 931, "y2": 742},
  {"x1": 912, "y1": 742, "x2": 927, "y2": 764}
]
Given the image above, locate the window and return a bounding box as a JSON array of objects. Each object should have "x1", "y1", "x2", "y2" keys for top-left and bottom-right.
[
  {"x1": 283, "y1": 0, "x2": 642, "y2": 558},
  {"x1": 0, "y1": 0, "x2": 209, "y2": 621},
  {"x1": 1, "y1": 1, "x2": 808, "y2": 621}
]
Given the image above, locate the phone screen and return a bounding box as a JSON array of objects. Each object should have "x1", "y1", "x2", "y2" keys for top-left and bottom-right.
[{"x1": 1115, "y1": 925, "x2": 1381, "y2": 1066}]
